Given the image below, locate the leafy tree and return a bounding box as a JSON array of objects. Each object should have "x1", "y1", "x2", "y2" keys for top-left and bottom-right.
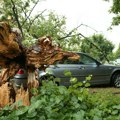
[
  {"x1": 104, "y1": 0, "x2": 120, "y2": 61},
  {"x1": 0, "y1": 0, "x2": 65, "y2": 44},
  {"x1": 0, "y1": 0, "x2": 83, "y2": 50},
  {"x1": 80, "y1": 34, "x2": 114, "y2": 63},
  {"x1": 104, "y1": 0, "x2": 120, "y2": 26},
  {"x1": 0, "y1": 0, "x2": 40, "y2": 36}
]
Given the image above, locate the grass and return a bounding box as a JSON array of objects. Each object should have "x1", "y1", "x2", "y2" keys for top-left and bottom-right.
[{"x1": 89, "y1": 87, "x2": 120, "y2": 97}]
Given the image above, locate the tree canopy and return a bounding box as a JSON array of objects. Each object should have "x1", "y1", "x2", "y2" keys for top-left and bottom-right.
[
  {"x1": 80, "y1": 34, "x2": 114, "y2": 63},
  {"x1": 105, "y1": 0, "x2": 120, "y2": 26},
  {"x1": 0, "y1": 0, "x2": 83, "y2": 49}
]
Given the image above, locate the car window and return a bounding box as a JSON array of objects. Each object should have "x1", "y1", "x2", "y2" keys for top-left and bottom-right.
[
  {"x1": 57, "y1": 53, "x2": 96, "y2": 65},
  {"x1": 79, "y1": 54, "x2": 96, "y2": 65},
  {"x1": 58, "y1": 59, "x2": 80, "y2": 64}
]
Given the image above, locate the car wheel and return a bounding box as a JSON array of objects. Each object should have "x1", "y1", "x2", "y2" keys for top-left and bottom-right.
[{"x1": 112, "y1": 72, "x2": 120, "y2": 88}]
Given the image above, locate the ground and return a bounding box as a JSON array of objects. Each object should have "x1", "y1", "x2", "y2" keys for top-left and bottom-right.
[{"x1": 90, "y1": 87, "x2": 120, "y2": 96}]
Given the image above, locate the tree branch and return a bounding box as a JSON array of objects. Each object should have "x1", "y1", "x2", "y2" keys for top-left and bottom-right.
[
  {"x1": 58, "y1": 24, "x2": 83, "y2": 40},
  {"x1": 21, "y1": 7, "x2": 31, "y2": 24},
  {"x1": 11, "y1": 0, "x2": 24, "y2": 39},
  {"x1": 27, "y1": 9, "x2": 47, "y2": 32},
  {"x1": 22, "y1": 0, "x2": 40, "y2": 27}
]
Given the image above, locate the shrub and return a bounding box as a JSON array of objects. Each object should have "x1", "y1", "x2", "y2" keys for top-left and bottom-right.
[{"x1": 0, "y1": 80, "x2": 120, "y2": 120}]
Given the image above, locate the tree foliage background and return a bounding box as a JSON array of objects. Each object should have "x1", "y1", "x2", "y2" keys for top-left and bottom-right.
[
  {"x1": 104, "y1": 0, "x2": 120, "y2": 26},
  {"x1": 104, "y1": 0, "x2": 120, "y2": 60},
  {"x1": 81, "y1": 34, "x2": 114, "y2": 63},
  {"x1": 0, "y1": 0, "x2": 83, "y2": 51}
]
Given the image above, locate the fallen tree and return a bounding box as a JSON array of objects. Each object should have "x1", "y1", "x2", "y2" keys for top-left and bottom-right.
[{"x1": 0, "y1": 22, "x2": 80, "y2": 108}]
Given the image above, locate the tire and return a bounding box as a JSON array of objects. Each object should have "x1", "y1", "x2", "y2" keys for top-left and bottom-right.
[{"x1": 112, "y1": 72, "x2": 120, "y2": 88}]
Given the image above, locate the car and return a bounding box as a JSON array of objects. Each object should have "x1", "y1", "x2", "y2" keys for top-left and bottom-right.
[
  {"x1": 111, "y1": 57, "x2": 120, "y2": 65},
  {"x1": 10, "y1": 52, "x2": 120, "y2": 88},
  {"x1": 10, "y1": 69, "x2": 28, "y2": 89},
  {"x1": 38, "y1": 52, "x2": 120, "y2": 87}
]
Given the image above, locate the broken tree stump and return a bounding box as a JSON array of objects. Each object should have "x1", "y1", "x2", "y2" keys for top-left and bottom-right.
[{"x1": 0, "y1": 22, "x2": 80, "y2": 108}]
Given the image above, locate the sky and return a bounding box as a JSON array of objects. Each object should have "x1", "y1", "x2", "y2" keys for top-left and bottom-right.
[{"x1": 34, "y1": 0, "x2": 120, "y2": 51}]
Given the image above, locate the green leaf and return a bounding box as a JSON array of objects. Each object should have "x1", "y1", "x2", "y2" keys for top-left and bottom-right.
[
  {"x1": 86, "y1": 75, "x2": 92, "y2": 81},
  {"x1": 11, "y1": 109, "x2": 24, "y2": 116},
  {"x1": 77, "y1": 82, "x2": 83, "y2": 87},
  {"x1": 85, "y1": 82, "x2": 90, "y2": 87},
  {"x1": 78, "y1": 96, "x2": 83, "y2": 101},
  {"x1": 111, "y1": 110, "x2": 118, "y2": 115},
  {"x1": 54, "y1": 77, "x2": 61, "y2": 82},
  {"x1": 112, "y1": 104, "x2": 120, "y2": 110},
  {"x1": 93, "y1": 116, "x2": 102, "y2": 120},
  {"x1": 70, "y1": 77, "x2": 77, "y2": 84},
  {"x1": 64, "y1": 71, "x2": 72, "y2": 77},
  {"x1": 30, "y1": 88, "x2": 38, "y2": 95},
  {"x1": 73, "y1": 110, "x2": 85, "y2": 120},
  {"x1": 28, "y1": 100, "x2": 41, "y2": 113},
  {"x1": 26, "y1": 110, "x2": 37, "y2": 118}
]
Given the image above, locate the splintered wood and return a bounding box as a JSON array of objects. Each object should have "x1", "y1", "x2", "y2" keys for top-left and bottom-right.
[
  {"x1": 0, "y1": 22, "x2": 22, "y2": 59},
  {"x1": 0, "y1": 22, "x2": 80, "y2": 108},
  {"x1": 15, "y1": 87, "x2": 30, "y2": 106},
  {"x1": 25, "y1": 36, "x2": 80, "y2": 69},
  {"x1": 0, "y1": 82, "x2": 14, "y2": 108}
]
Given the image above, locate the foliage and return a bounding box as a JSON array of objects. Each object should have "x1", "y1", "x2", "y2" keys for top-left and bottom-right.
[
  {"x1": 1, "y1": 0, "x2": 115, "y2": 54},
  {"x1": 28, "y1": 12, "x2": 66, "y2": 41},
  {"x1": 0, "y1": 0, "x2": 45, "y2": 46},
  {"x1": 0, "y1": 79, "x2": 120, "y2": 120},
  {"x1": 109, "y1": 0, "x2": 120, "y2": 26},
  {"x1": 114, "y1": 43, "x2": 120, "y2": 59},
  {"x1": 104, "y1": 0, "x2": 120, "y2": 26},
  {"x1": 60, "y1": 33, "x2": 82, "y2": 52},
  {"x1": 80, "y1": 34, "x2": 114, "y2": 63},
  {"x1": 0, "y1": 0, "x2": 83, "y2": 50}
]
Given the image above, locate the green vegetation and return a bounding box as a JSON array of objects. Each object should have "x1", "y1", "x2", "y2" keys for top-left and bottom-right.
[
  {"x1": 104, "y1": 0, "x2": 120, "y2": 62},
  {"x1": 81, "y1": 34, "x2": 114, "y2": 63},
  {"x1": 0, "y1": 0, "x2": 82, "y2": 50},
  {"x1": 0, "y1": 79, "x2": 120, "y2": 120},
  {"x1": 0, "y1": 1, "x2": 120, "y2": 118},
  {"x1": 104, "y1": 0, "x2": 120, "y2": 26}
]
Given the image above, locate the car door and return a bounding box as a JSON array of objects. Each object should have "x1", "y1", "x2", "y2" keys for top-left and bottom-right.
[
  {"x1": 75, "y1": 53, "x2": 111, "y2": 85},
  {"x1": 70, "y1": 53, "x2": 101, "y2": 84}
]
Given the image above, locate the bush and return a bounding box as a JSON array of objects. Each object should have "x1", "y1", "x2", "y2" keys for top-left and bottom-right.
[{"x1": 0, "y1": 80, "x2": 120, "y2": 120}]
